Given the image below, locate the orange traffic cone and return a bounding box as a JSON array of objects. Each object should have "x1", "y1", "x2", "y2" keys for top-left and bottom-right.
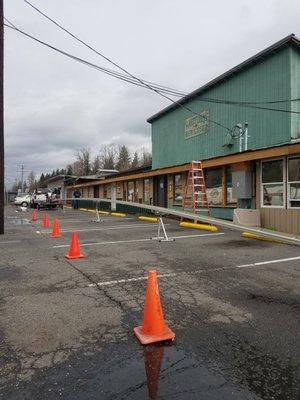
[
  {"x1": 134, "y1": 270, "x2": 175, "y2": 345},
  {"x1": 50, "y1": 218, "x2": 61, "y2": 238},
  {"x1": 32, "y1": 209, "x2": 37, "y2": 222},
  {"x1": 144, "y1": 346, "x2": 164, "y2": 399},
  {"x1": 43, "y1": 213, "x2": 50, "y2": 228},
  {"x1": 65, "y1": 232, "x2": 85, "y2": 259}
]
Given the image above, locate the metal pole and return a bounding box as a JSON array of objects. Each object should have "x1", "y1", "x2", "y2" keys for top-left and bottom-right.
[
  {"x1": 21, "y1": 164, "x2": 24, "y2": 192},
  {"x1": 0, "y1": 0, "x2": 4, "y2": 234},
  {"x1": 239, "y1": 131, "x2": 243, "y2": 152},
  {"x1": 244, "y1": 123, "x2": 249, "y2": 151}
]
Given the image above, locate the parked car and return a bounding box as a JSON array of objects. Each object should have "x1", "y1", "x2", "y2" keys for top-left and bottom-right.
[{"x1": 14, "y1": 193, "x2": 32, "y2": 207}]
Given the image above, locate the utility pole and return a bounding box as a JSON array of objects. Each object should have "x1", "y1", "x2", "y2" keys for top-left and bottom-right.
[
  {"x1": 21, "y1": 164, "x2": 24, "y2": 192},
  {"x1": 0, "y1": 0, "x2": 4, "y2": 234}
]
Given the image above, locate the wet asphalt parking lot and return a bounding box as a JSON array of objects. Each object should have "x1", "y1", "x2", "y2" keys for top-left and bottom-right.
[{"x1": 0, "y1": 206, "x2": 299, "y2": 400}]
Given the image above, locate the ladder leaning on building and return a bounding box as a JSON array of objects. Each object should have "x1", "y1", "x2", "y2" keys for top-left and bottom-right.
[{"x1": 182, "y1": 161, "x2": 211, "y2": 216}]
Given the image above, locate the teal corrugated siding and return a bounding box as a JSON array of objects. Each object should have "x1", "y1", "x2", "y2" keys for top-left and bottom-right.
[
  {"x1": 291, "y1": 47, "x2": 300, "y2": 139},
  {"x1": 152, "y1": 47, "x2": 293, "y2": 169}
]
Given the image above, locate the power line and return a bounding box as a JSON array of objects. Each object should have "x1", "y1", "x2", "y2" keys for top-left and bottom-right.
[
  {"x1": 5, "y1": 18, "x2": 300, "y2": 122},
  {"x1": 22, "y1": 0, "x2": 300, "y2": 110},
  {"x1": 20, "y1": 1, "x2": 233, "y2": 133},
  {"x1": 6, "y1": 21, "x2": 300, "y2": 119},
  {"x1": 4, "y1": 22, "x2": 186, "y2": 98},
  {"x1": 6, "y1": 8, "x2": 300, "y2": 123}
]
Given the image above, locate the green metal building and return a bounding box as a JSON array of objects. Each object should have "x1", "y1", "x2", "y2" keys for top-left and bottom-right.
[
  {"x1": 149, "y1": 34, "x2": 300, "y2": 170},
  {"x1": 146, "y1": 34, "x2": 300, "y2": 233},
  {"x1": 70, "y1": 34, "x2": 300, "y2": 234}
]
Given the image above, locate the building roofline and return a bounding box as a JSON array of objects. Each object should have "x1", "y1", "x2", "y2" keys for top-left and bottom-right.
[
  {"x1": 70, "y1": 142, "x2": 300, "y2": 189},
  {"x1": 44, "y1": 174, "x2": 74, "y2": 183},
  {"x1": 147, "y1": 34, "x2": 300, "y2": 123}
]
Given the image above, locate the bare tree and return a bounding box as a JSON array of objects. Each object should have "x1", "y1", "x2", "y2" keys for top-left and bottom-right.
[
  {"x1": 27, "y1": 171, "x2": 36, "y2": 192},
  {"x1": 11, "y1": 179, "x2": 22, "y2": 192},
  {"x1": 74, "y1": 148, "x2": 92, "y2": 175},
  {"x1": 98, "y1": 144, "x2": 117, "y2": 170},
  {"x1": 91, "y1": 155, "x2": 101, "y2": 174}
]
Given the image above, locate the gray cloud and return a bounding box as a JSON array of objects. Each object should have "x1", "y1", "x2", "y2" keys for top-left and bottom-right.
[{"x1": 4, "y1": 0, "x2": 300, "y2": 187}]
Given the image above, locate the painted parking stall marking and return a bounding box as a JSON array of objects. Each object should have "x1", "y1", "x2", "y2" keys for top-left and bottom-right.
[
  {"x1": 88, "y1": 255, "x2": 300, "y2": 287},
  {"x1": 53, "y1": 232, "x2": 225, "y2": 248},
  {"x1": 42, "y1": 222, "x2": 170, "y2": 234}
]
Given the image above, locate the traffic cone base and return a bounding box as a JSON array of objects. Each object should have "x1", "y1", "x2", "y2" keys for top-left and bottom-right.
[
  {"x1": 65, "y1": 253, "x2": 84, "y2": 259},
  {"x1": 134, "y1": 325, "x2": 175, "y2": 345},
  {"x1": 65, "y1": 231, "x2": 85, "y2": 259},
  {"x1": 50, "y1": 218, "x2": 61, "y2": 238},
  {"x1": 50, "y1": 233, "x2": 62, "y2": 238}
]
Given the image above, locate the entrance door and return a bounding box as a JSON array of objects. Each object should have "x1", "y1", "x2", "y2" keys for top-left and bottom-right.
[
  {"x1": 94, "y1": 186, "x2": 99, "y2": 198},
  {"x1": 155, "y1": 175, "x2": 167, "y2": 208}
]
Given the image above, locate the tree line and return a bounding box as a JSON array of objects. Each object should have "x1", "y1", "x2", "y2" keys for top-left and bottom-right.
[{"x1": 11, "y1": 144, "x2": 151, "y2": 192}]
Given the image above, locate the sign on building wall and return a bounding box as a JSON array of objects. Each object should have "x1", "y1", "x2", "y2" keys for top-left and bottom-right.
[{"x1": 185, "y1": 110, "x2": 209, "y2": 139}]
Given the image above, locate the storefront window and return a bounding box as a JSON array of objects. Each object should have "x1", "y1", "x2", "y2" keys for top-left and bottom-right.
[
  {"x1": 261, "y1": 159, "x2": 284, "y2": 207},
  {"x1": 116, "y1": 183, "x2": 122, "y2": 199},
  {"x1": 206, "y1": 169, "x2": 222, "y2": 205},
  {"x1": 127, "y1": 181, "x2": 134, "y2": 202},
  {"x1": 106, "y1": 184, "x2": 111, "y2": 199},
  {"x1": 174, "y1": 174, "x2": 183, "y2": 205},
  {"x1": 288, "y1": 157, "x2": 300, "y2": 208},
  {"x1": 144, "y1": 179, "x2": 150, "y2": 204},
  {"x1": 226, "y1": 167, "x2": 237, "y2": 204}
]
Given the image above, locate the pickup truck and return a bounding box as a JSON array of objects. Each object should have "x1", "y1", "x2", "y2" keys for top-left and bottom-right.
[{"x1": 31, "y1": 189, "x2": 63, "y2": 210}]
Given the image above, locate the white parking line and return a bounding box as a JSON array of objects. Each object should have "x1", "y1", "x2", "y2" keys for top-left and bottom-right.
[
  {"x1": 88, "y1": 272, "x2": 177, "y2": 287},
  {"x1": 52, "y1": 217, "x2": 134, "y2": 223},
  {"x1": 53, "y1": 232, "x2": 224, "y2": 248},
  {"x1": 43, "y1": 223, "x2": 168, "y2": 234},
  {"x1": 88, "y1": 255, "x2": 300, "y2": 287},
  {"x1": 237, "y1": 256, "x2": 300, "y2": 268},
  {"x1": 0, "y1": 240, "x2": 22, "y2": 244}
]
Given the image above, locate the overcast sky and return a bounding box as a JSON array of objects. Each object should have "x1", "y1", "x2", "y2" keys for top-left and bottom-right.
[{"x1": 4, "y1": 0, "x2": 300, "y2": 187}]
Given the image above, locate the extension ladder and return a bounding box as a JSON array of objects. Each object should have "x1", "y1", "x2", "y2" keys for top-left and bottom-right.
[{"x1": 182, "y1": 161, "x2": 211, "y2": 216}]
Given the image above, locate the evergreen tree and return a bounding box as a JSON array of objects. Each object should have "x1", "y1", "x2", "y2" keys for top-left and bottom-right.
[
  {"x1": 116, "y1": 145, "x2": 131, "y2": 171},
  {"x1": 131, "y1": 151, "x2": 139, "y2": 168},
  {"x1": 140, "y1": 148, "x2": 152, "y2": 166},
  {"x1": 66, "y1": 164, "x2": 73, "y2": 175}
]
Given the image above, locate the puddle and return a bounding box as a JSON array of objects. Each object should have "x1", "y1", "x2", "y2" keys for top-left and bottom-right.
[
  {"x1": 93, "y1": 345, "x2": 259, "y2": 400},
  {"x1": 7, "y1": 218, "x2": 31, "y2": 225},
  {"x1": 4, "y1": 340, "x2": 298, "y2": 400}
]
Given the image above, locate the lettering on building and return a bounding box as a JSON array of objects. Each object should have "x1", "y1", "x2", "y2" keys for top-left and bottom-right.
[{"x1": 185, "y1": 110, "x2": 209, "y2": 139}]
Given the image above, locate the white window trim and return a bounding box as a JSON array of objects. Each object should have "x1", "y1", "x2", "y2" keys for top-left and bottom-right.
[
  {"x1": 261, "y1": 158, "x2": 286, "y2": 209},
  {"x1": 287, "y1": 156, "x2": 300, "y2": 210}
]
